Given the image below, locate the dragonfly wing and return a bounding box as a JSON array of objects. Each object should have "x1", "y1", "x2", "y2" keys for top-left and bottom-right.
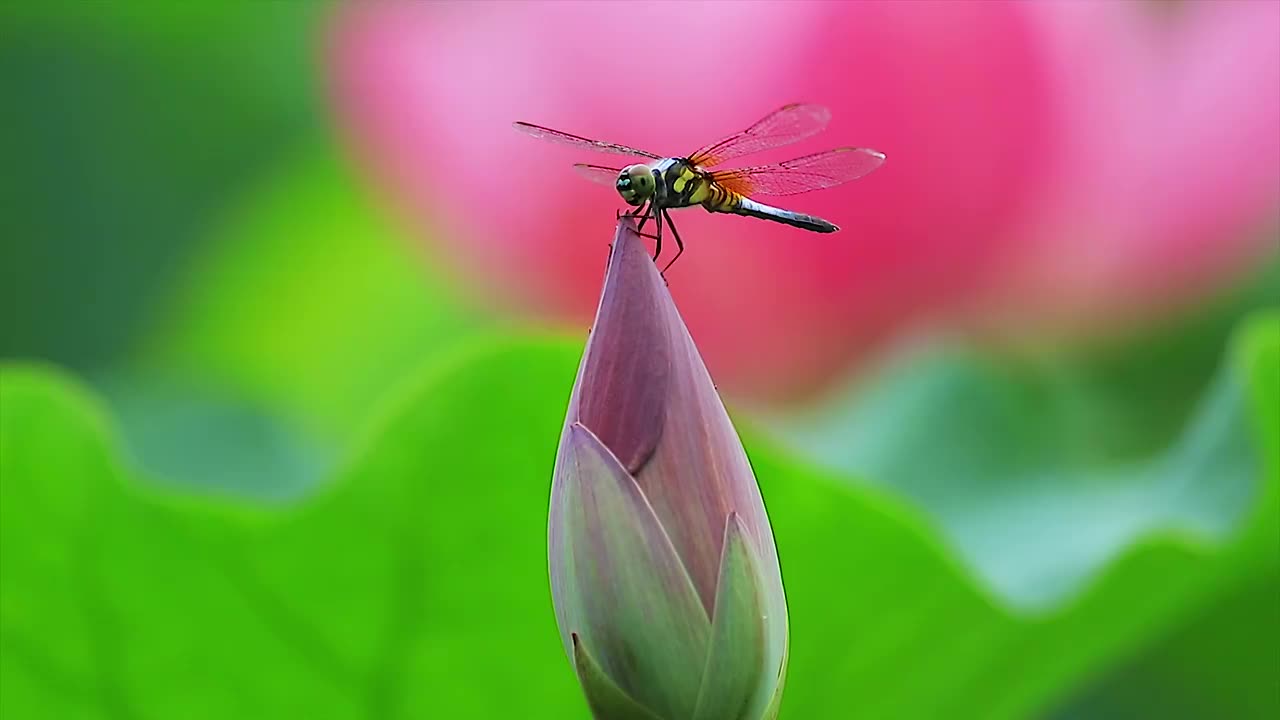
[
  {"x1": 710, "y1": 147, "x2": 885, "y2": 196},
  {"x1": 573, "y1": 163, "x2": 623, "y2": 186},
  {"x1": 686, "y1": 103, "x2": 831, "y2": 168},
  {"x1": 512, "y1": 122, "x2": 662, "y2": 159}
]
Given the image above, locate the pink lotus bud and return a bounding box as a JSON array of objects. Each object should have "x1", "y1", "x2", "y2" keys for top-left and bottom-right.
[{"x1": 548, "y1": 221, "x2": 788, "y2": 718}]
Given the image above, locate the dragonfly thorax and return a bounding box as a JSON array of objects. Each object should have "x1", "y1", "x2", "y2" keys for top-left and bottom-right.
[{"x1": 616, "y1": 164, "x2": 657, "y2": 206}]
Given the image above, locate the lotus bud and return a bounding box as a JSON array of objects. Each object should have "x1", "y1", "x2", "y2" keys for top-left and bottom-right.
[{"x1": 548, "y1": 219, "x2": 788, "y2": 719}]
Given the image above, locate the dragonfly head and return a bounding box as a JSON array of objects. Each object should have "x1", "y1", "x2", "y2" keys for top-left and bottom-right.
[{"x1": 616, "y1": 165, "x2": 655, "y2": 206}]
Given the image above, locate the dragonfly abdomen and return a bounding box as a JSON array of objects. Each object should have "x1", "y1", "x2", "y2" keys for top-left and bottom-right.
[
  {"x1": 699, "y1": 181, "x2": 742, "y2": 212},
  {"x1": 725, "y1": 197, "x2": 839, "y2": 233}
]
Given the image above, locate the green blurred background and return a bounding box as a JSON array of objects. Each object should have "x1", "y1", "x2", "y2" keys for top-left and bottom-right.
[{"x1": 1, "y1": 4, "x2": 1277, "y2": 719}]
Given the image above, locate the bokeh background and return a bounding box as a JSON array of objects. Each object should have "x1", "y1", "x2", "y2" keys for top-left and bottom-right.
[{"x1": 2, "y1": 2, "x2": 1278, "y2": 718}]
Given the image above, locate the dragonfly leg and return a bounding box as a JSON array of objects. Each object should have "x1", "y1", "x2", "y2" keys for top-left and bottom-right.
[
  {"x1": 636, "y1": 204, "x2": 652, "y2": 233},
  {"x1": 659, "y1": 209, "x2": 685, "y2": 273},
  {"x1": 618, "y1": 203, "x2": 649, "y2": 221},
  {"x1": 625, "y1": 201, "x2": 661, "y2": 242},
  {"x1": 650, "y1": 205, "x2": 664, "y2": 263}
]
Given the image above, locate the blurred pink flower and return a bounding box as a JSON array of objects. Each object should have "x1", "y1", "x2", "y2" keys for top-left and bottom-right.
[
  {"x1": 328, "y1": 0, "x2": 1279, "y2": 402},
  {"x1": 969, "y1": 0, "x2": 1280, "y2": 336}
]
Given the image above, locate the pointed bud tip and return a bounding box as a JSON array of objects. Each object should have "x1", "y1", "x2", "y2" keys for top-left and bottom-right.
[{"x1": 574, "y1": 218, "x2": 673, "y2": 474}]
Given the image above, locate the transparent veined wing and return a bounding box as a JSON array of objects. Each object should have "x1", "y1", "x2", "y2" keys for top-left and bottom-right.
[
  {"x1": 686, "y1": 103, "x2": 831, "y2": 169},
  {"x1": 573, "y1": 164, "x2": 622, "y2": 186},
  {"x1": 709, "y1": 147, "x2": 886, "y2": 196},
  {"x1": 512, "y1": 122, "x2": 662, "y2": 159}
]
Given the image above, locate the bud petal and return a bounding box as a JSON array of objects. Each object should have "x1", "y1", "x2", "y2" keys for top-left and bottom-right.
[
  {"x1": 693, "y1": 512, "x2": 766, "y2": 720},
  {"x1": 762, "y1": 659, "x2": 788, "y2": 720},
  {"x1": 573, "y1": 226, "x2": 670, "y2": 474},
  {"x1": 572, "y1": 633, "x2": 663, "y2": 720},
  {"x1": 550, "y1": 423, "x2": 711, "y2": 717}
]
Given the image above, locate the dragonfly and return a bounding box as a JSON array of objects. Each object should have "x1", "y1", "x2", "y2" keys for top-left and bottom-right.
[{"x1": 513, "y1": 103, "x2": 885, "y2": 271}]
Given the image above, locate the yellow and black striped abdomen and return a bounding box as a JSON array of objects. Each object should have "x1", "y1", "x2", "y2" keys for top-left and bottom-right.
[
  {"x1": 708, "y1": 181, "x2": 839, "y2": 233},
  {"x1": 698, "y1": 181, "x2": 743, "y2": 213}
]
